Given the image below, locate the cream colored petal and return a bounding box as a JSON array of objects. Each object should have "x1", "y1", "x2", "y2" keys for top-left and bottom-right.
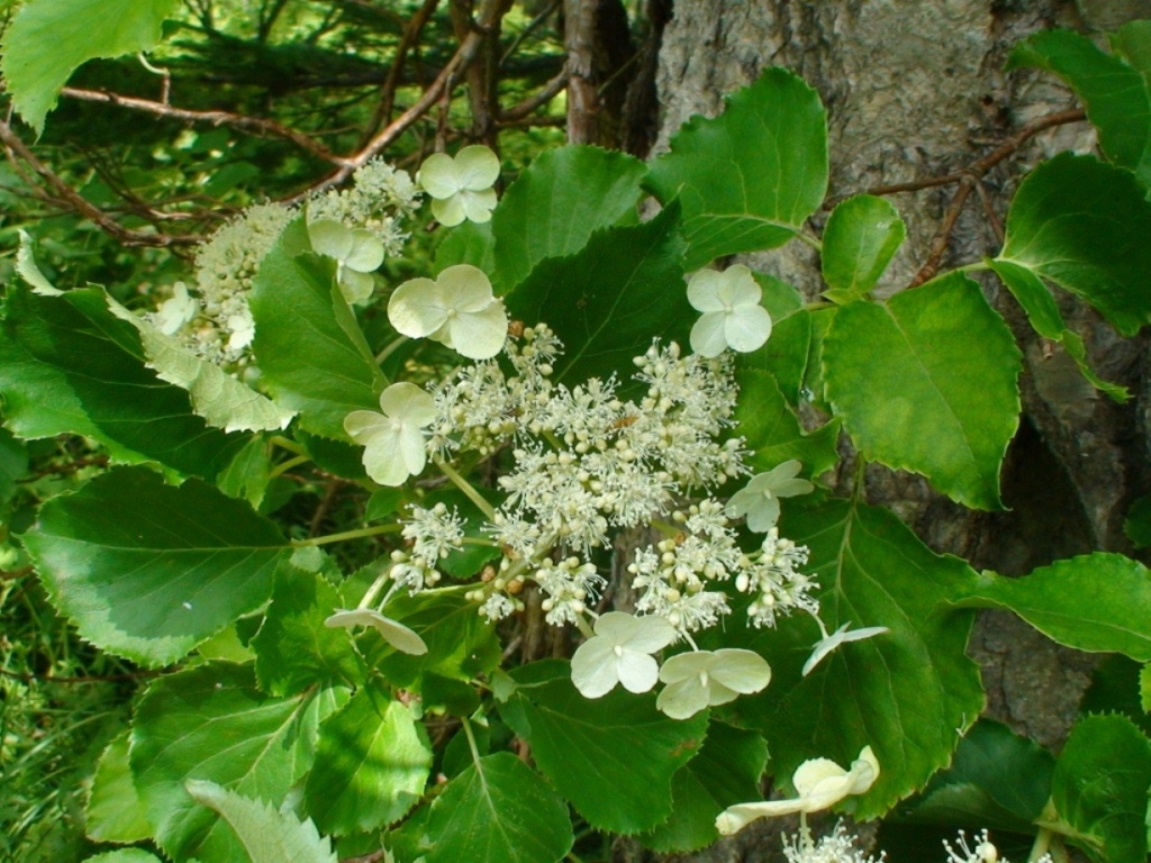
[
  {"x1": 656, "y1": 676, "x2": 711, "y2": 719},
  {"x1": 448, "y1": 302, "x2": 508, "y2": 360},
  {"x1": 344, "y1": 409, "x2": 390, "y2": 444},
  {"x1": 324, "y1": 608, "x2": 428, "y2": 655},
  {"x1": 744, "y1": 496, "x2": 781, "y2": 532},
  {"x1": 623, "y1": 614, "x2": 678, "y2": 653},
  {"x1": 615, "y1": 649, "x2": 660, "y2": 694},
  {"x1": 397, "y1": 422, "x2": 428, "y2": 478},
  {"x1": 460, "y1": 188, "x2": 498, "y2": 223},
  {"x1": 388, "y1": 278, "x2": 449, "y2": 338},
  {"x1": 792, "y1": 757, "x2": 848, "y2": 797},
  {"x1": 716, "y1": 264, "x2": 761, "y2": 307},
  {"x1": 378, "y1": 382, "x2": 435, "y2": 426},
  {"x1": 690, "y1": 312, "x2": 729, "y2": 358},
  {"x1": 686, "y1": 268, "x2": 726, "y2": 312},
  {"x1": 431, "y1": 194, "x2": 467, "y2": 227},
  {"x1": 362, "y1": 431, "x2": 410, "y2": 486},
  {"x1": 707, "y1": 649, "x2": 771, "y2": 694},
  {"x1": 658, "y1": 650, "x2": 716, "y2": 684},
  {"x1": 338, "y1": 269, "x2": 375, "y2": 305},
  {"x1": 344, "y1": 229, "x2": 385, "y2": 272},
  {"x1": 716, "y1": 799, "x2": 805, "y2": 835},
  {"x1": 454, "y1": 145, "x2": 501, "y2": 190},
  {"x1": 723, "y1": 304, "x2": 772, "y2": 353},
  {"x1": 571, "y1": 637, "x2": 620, "y2": 698},
  {"x1": 437, "y1": 265, "x2": 494, "y2": 311},
  {"x1": 308, "y1": 219, "x2": 354, "y2": 260},
  {"x1": 416, "y1": 152, "x2": 461, "y2": 199}
]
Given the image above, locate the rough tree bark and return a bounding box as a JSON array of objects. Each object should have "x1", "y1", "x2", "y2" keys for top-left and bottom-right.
[{"x1": 614, "y1": 1, "x2": 1151, "y2": 860}]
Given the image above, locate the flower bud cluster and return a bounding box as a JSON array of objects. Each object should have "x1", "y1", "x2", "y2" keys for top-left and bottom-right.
[{"x1": 737, "y1": 527, "x2": 817, "y2": 628}]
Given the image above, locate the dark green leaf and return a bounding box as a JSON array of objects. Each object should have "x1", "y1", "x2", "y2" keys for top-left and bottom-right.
[
  {"x1": 25, "y1": 466, "x2": 291, "y2": 667},
  {"x1": 424, "y1": 753, "x2": 573, "y2": 863},
  {"x1": 250, "y1": 221, "x2": 386, "y2": 439},
  {"x1": 435, "y1": 220, "x2": 495, "y2": 274},
  {"x1": 86, "y1": 732, "x2": 152, "y2": 844},
  {"x1": 504, "y1": 676, "x2": 708, "y2": 835},
  {"x1": 639, "y1": 722, "x2": 768, "y2": 853},
  {"x1": 0, "y1": 287, "x2": 245, "y2": 478},
  {"x1": 504, "y1": 204, "x2": 690, "y2": 391},
  {"x1": 216, "y1": 435, "x2": 273, "y2": 508},
  {"x1": 823, "y1": 274, "x2": 1021, "y2": 509},
  {"x1": 1126, "y1": 494, "x2": 1151, "y2": 549},
  {"x1": 491, "y1": 145, "x2": 647, "y2": 292},
  {"x1": 647, "y1": 68, "x2": 828, "y2": 269},
  {"x1": 131, "y1": 663, "x2": 345, "y2": 863},
  {"x1": 821, "y1": 195, "x2": 906, "y2": 300},
  {"x1": 304, "y1": 687, "x2": 431, "y2": 835},
  {"x1": 1009, "y1": 29, "x2": 1151, "y2": 186},
  {"x1": 959, "y1": 553, "x2": 1151, "y2": 661},
  {"x1": 1, "y1": 0, "x2": 181, "y2": 133},
  {"x1": 735, "y1": 367, "x2": 840, "y2": 478},
  {"x1": 1050, "y1": 714, "x2": 1151, "y2": 863},
  {"x1": 0, "y1": 427, "x2": 28, "y2": 506},
  {"x1": 998, "y1": 153, "x2": 1151, "y2": 337}
]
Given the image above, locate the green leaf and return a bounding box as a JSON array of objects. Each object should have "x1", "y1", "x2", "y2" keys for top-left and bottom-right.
[
  {"x1": 1141, "y1": 664, "x2": 1151, "y2": 714},
  {"x1": 216, "y1": 436, "x2": 273, "y2": 509},
  {"x1": 0, "y1": 427, "x2": 28, "y2": 506},
  {"x1": 504, "y1": 676, "x2": 708, "y2": 834},
  {"x1": 729, "y1": 499, "x2": 983, "y2": 819},
  {"x1": 435, "y1": 220, "x2": 495, "y2": 274},
  {"x1": 821, "y1": 195, "x2": 906, "y2": 301},
  {"x1": 186, "y1": 779, "x2": 338, "y2": 863},
  {"x1": 998, "y1": 153, "x2": 1151, "y2": 337},
  {"x1": 304, "y1": 688, "x2": 431, "y2": 835},
  {"x1": 1126, "y1": 495, "x2": 1151, "y2": 549},
  {"x1": 959, "y1": 553, "x2": 1151, "y2": 661},
  {"x1": 1050, "y1": 714, "x2": 1151, "y2": 863},
  {"x1": 0, "y1": 287, "x2": 245, "y2": 478},
  {"x1": 742, "y1": 278, "x2": 810, "y2": 405},
  {"x1": 86, "y1": 732, "x2": 153, "y2": 844},
  {"x1": 491, "y1": 145, "x2": 647, "y2": 292},
  {"x1": 250, "y1": 221, "x2": 386, "y2": 439},
  {"x1": 423, "y1": 752, "x2": 573, "y2": 863},
  {"x1": 504, "y1": 204, "x2": 690, "y2": 392},
  {"x1": 82, "y1": 851, "x2": 164, "y2": 863},
  {"x1": 823, "y1": 274, "x2": 1021, "y2": 509},
  {"x1": 900, "y1": 720, "x2": 1055, "y2": 831},
  {"x1": 367, "y1": 586, "x2": 500, "y2": 687},
  {"x1": 24, "y1": 466, "x2": 291, "y2": 667},
  {"x1": 1, "y1": 0, "x2": 181, "y2": 134},
  {"x1": 252, "y1": 568, "x2": 363, "y2": 696},
  {"x1": 647, "y1": 68, "x2": 828, "y2": 269},
  {"x1": 735, "y1": 367, "x2": 840, "y2": 478},
  {"x1": 131, "y1": 663, "x2": 345, "y2": 863},
  {"x1": 639, "y1": 722, "x2": 768, "y2": 853},
  {"x1": 104, "y1": 295, "x2": 295, "y2": 433},
  {"x1": 1009, "y1": 29, "x2": 1151, "y2": 187},
  {"x1": 16, "y1": 229, "x2": 61, "y2": 294}
]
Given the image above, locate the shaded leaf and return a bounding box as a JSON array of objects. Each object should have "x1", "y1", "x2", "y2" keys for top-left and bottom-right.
[
  {"x1": 821, "y1": 195, "x2": 906, "y2": 301},
  {"x1": 86, "y1": 732, "x2": 153, "y2": 844},
  {"x1": 735, "y1": 366, "x2": 840, "y2": 478}
]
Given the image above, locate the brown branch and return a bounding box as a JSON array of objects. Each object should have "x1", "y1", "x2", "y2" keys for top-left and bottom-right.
[
  {"x1": 0, "y1": 117, "x2": 199, "y2": 247},
  {"x1": 500, "y1": 68, "x2": 569, "y2": 122},
  {"x1": 61, "y1": 86, "x2": 345, "y2": 165},
  {"x1": 361, "y1": 0, "x2": 441, "y2": 146},
  {"x1": 563, "y1": 0, "x2": 599, "y2": 144}
]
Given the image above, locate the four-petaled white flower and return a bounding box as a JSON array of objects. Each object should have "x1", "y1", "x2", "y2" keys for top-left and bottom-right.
[
  {"x1": 726, "y1": 460, "x2": 814, "y2": 531},
  {"x1": 324, "y1": 607, "x2": 428, "y2": 655},
  {"x1": 417, "y1": 145, "x2": 500, "y2": 226},
  {"x1": 716, "y1": 745, "x2": 880, "y2": 835},
  {"x1": 656, "y1": 648, "x2": 771, "y2": 719},
  {"x1": 571, "y1": 611, "x2": 676, "y2": 698},
  {"x1": 388, "y1": 264, "x2": 508, "y2": 359},
  {"x1": 345, "y1": 382, "x2": 436, "y2": 486},
  {"x1": 308, "y1": 219, "x2": 386, "y2": 304},
  {"x1": 802, "y1": 619, "x2": 890, "y2": 677},
  {"x1": 687, "y1": 264, "x2": 773, "y2": 357},
  {"x1": 155, "y1": 281, "x2": 199, "y2": 335}
]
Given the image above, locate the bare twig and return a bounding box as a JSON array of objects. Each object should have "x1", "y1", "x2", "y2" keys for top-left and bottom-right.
[
  {"x1": 360, "y1": 0, "x2": 441, "y2": 145},
  {"x1": 501, "y1": 67, "x2": 568, "y2": 122}
]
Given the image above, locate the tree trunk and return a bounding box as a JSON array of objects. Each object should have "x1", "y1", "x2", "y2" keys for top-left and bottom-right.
[{"x1": 616, "y1": 0, "x2": 1151, "y2": 860}]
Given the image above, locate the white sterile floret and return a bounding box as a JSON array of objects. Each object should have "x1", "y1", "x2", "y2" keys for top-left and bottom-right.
[
  {"x1": 388, "y1": 264, "x2": 508, "y2": 359},
  {"x1": 802, "y1": 620, "x2": 890, "y2": 677},
  {"x1": 656, "y1": 648, "x2": 771, "y2": 719},
  {"x1": 344, "y1": 382, "x2": 436, "y2": 486},
  {"x1": 308, "y1": 219, "x2": 385, "y2": 304},
  {"x1": 324, "y1": 608, "x2": 428, "y2": 655},
  {"x1": 783, "y1": 823, "x2": 886, "y2": 863},
  {"x1": 687, "y1": 264, "x2": 773, "y2": 358},
  {"x1": 716, "y1": 746, "x2": 880, "y2": 835},
  {"x1": 571, "y1": 611, "x2": 676, "y2": 698},
  {"x1": 943, "y1": 830, "x2": 1052, "y2": 863},
  {"x1": 726, "y1": 460, "x2": 815, "y2": 531},
  {"x1": 154, "y1": 282, "x2": 199, "y2": 335},
  {"x1": 417, "y1": 145, "x2": 500, "y2": 226}
]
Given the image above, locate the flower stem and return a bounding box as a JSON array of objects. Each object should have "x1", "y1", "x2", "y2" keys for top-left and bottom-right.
[
  {"x1": 270, "y1": 435, "x2": 307, "y2": 456},
  {"x1": 461, "y1": 716, "x2": 483, "y2": 768},
  {"x1": 292, "y1": 523, "x2": 401, "y2": 547},
  {"x1": 269, "y1": 453, "x2": 310, "y2": 479},
  {"x1": 435, "y1": 457, "x2": 497, "y2": 520},
  {"x1": 375, "y1": 334, "x2": 408, "y2": 365}
]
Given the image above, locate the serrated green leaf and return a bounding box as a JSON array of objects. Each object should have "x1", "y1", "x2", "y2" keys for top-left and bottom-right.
[
  {"x1": 998, "y1": 153, "x2": 1151, "y2": 337},
  {"x1": 504, "y1": 676, "x2": 708, "y2": 835},
  {"x1": 252, "y1": 568, "x2": 363, "y2": 696},
  {"x1": 735, "y1": 366, "x2": 840, "y2": 478},
  {"x1": 16, "y1": 229, "x2": 61, "y2": 294},
  {"x1": 82, "y1": 850, "x2": 163, "y2": 863},
  {"x1": 104, "y1": 295, "x2": 295, "y2": 432},
  {"x1": 1050, "y1": 714, "x2": 1151, "y2": 863},
  {"x1": 1009, "y1": 28, "x2": 1151, "y2": 187},
  {"x1": 423, "y1": 752, "x2": 573, "y2": 863},
  {"x1": 742, "y1": 278, "x2": 810, "y2": 406},
  {"x1": 821, "y1": 195, "x2": 906, "y2": 300},
  {"x1": 1, "y1": 0, "x2": 181, "y2": 134},
  {"x1": 823, "y1": 274, "x2": 1021, "y2": 509},
  {"x1": 504, "y1": 204, "x2": 689, "y2": 392},
  {"x1": 0, "y1": 287, "x2": 246, "y2": 478},
  {"x1": 724, "y1": 499, "x2": 983, "y2": 819},
  {"x1": 304, "y1": 688, "x2": 431, "y2": 835},
  {"x1": 901, "y1": 720, "x2": 1055, "y2": 831},
  {"x1": 434, "y1": 220, "x2": 495, "y2": 274},
  {"x1": 638, "y1": 722, "x2": 768, "y2": 853},
  {"x1": 1141, "y1": 664, "x2": 1151, "y2": 714},
  {"x1": 960, "y1": 553, "x2": 1151, "y2": 661},
  {"x1": 86, "y1": 732, "x2": 153, "y2": 844},
  {"x1": 647, "y1": 68, "x2": 828, "y2": 269},
  {"x1": 131, "y1": 663, "x2": 345, "y2": 863},
  {"x1": 491, "y1": 145, "x2": 647, "y2": 292},
  {"x1": 25, "y1": 466, "x2": 291, "y2": 667},
  {"x1": 0, "y1": 427, "x2": 28, "y2": 506},
  {"x1": 250, "y1": 220, "x2": 386, "y2": 439},
  {"x1": 216, "y1": 435, "x2": 273, "y2": 508},
  {"x1": 186, "y1": 779, "x2": 338, "y2": 863}
]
